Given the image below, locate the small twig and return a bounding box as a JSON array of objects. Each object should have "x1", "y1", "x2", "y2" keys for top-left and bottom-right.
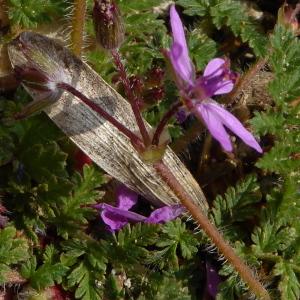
[
  {"x1": 154, "y1": 160, "x2": 271, "y2": 300},
  {"x1": 58, "y1": 82, "x2": 144, "y2": 150},
  {"x1": 111, "y1": 49, "x2": 151, "y2": 146},
  {"x1": 70, "y1": 0, "x2": 87, "y2": 57},
  {"x1": 152, "y1": 100, "x2": 182, "y2": 146}
]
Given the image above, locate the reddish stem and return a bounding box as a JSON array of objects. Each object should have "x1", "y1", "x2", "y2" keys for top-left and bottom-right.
[
  {"x1": 58, "y1": 82, "x2": 144, "y2": 150},
  {"x1": 154, "y1": 161, "x2": 271, "y2": 300},
  {"x1": 152, "y1": 100, "x2": 182, "y2": 145},
  {"x1": 111, "y1": 50, "x2": 151, "y2": 146}
]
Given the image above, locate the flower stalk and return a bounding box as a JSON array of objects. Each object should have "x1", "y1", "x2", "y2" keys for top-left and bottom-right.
[
  {"x1": 152, "y1": 100, "x2": 182, "y2": 146},
  {"x1": 71, "y1": 0, "x2": 87, "y2": 56},
  {"x1": 111, "y1": 49, "x2": 151, "y2": 146},
  {"x1": 153, "y1": 160, "x2": 271, "y2": 300},
  {"x1": 58, "y1": 82, "x2": 145, "y2": 150}
]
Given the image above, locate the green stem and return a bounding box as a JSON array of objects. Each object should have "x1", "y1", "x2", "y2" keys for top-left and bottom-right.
[
  {"x1": 153, "y1": 161, "x2": 271, "y2": 300},
  {"x1": 71, "y1": 0, "x2": 87, "y2": 57}
]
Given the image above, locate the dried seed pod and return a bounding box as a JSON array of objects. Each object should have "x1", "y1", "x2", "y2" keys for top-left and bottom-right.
[
  {"x1": 93, "y1": 0, "x2": 125, "y2": 49},
  {"x1": 8, "y1": 32, "x2": 208, "y2": 212}
]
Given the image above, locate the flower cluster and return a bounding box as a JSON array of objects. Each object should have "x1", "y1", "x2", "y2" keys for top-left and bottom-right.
[
  {"x1": 94, "y1": 185, "x2": 185, "y2": 232},
  {"x1": 166, "y1": 5, "x2": 262, "y2": 153}
]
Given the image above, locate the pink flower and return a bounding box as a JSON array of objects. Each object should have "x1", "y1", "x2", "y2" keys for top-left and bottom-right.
[
  {"x1": 94, "y1": 185, "x2": 185, "y2": 232},
  {"x1": 166, "y1": 5, "x2": 262, "y2": 153}
]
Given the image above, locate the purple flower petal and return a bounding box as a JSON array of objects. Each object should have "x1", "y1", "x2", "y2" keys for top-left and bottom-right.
[
  {"x1": 203, "y1": 58, "x2": 226, "y2": 78},
  {"x1": 116, "y1": 185, "x2": 138, "y2": 210},
  {"x1": 202, "y1": 100, "x2": 263, "y2": 153},
  {"x1": 101, "y1": 210, "x2": 128, "y2": 232},
  {"x1": 195, "y1": 101, "x2": 233, "y2": 152},
  {"x1": 146, "y1": 204, "x2": 185, "y2": 224},
  {"x1": 169, "y1": 5, "x2": 194, "y2": 85},
  {"x1": 196, "y1": 58, "x2": 235, "y2": 96},
  {"x1": 98, "y1": 203, "x2": 147, "y2": 231},
  {"x1": 212, "y1": 80, "x2": 234, "y2": 95},
  {"x1": 176, "y1": 107, "x2": 189, "y2": 123},
  {"x1": 206, "y1": 262, "x2": 221, "y2": 298}
]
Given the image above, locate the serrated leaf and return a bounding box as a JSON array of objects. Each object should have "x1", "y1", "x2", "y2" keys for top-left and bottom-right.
[
  {"x1": 210, "y1": 0, "x2": 267, "y2": 56},
  {"x1": 273, "y1": 260, "x2": 300, "y2": 300},
  {"x1": 21, "y1": 253, "x2": 68, "y2": 290},
  {"x1": 8, "y1": 0, "x2": 66, "y2": 28},
  {"x1": 19, "y1": 141, "x2": 68, "y2": 182},
  {"x1": 158, "y1": 219, "x2": 199, "y2": 260},
  {"x1": 68, "y1": 262, "x2": 103, "y2": 300},
  {"x1": 188, "y1": 29, "x2": 217, "y2": 70},
  {"x1": 48, "y1": 166, "x2": 105, "y2": 238},
  {"x1": 176, "y1": 0, "x2": 209, "y2": 16},
  {"x1": 251, "y1": 111, "x2": 286, "y2": 135},
  {"x1": 252, "y1": 223, "x2": 297, "y2": 255},
  {"x1": 210, "y1": 176, "x2": 261, "y2": 231},
  {"x1": 256, "y1": 138, "x2": 300, "y2": 175},
  {"x1": 0, "y1": 227, "x2": 29, "y2": 283}
]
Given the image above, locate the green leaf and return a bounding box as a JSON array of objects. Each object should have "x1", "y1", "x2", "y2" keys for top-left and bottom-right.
[
  {"x1": 210, "y1": 0, "x2": 267, "y2": 56},
  {"x1": 21, "y1": 246, "x2": 68, "y2": 290},
  {"x1": 160, "y1": 219, "x2": 198, "y2": 260},
  {"x1": 0, "y1": 226, "x2": 29, "y2": 283},
  {"x1": 62, "y1": 237, "x2": 107, "y2": 299},
  {"x1": 273, "y1": 260, "x2": 300, "y2": 300},
  {"x1": 256, "y1": 138, "x2": 300, "y2": 175},
  {"x1": 48, "y1": 165, "x2": 105, "y2": 238},
  {"x1": 252, "y1": 223, "x2": 297, "y2": 255},
  {"x1": 210, "y1": 175, "x2": 261, "y2": 233},
  {"x1": 8, "y1": 0, "x2": 66, "y2": 28},
  {"x1": 102, "y1": 223, "x2": 158, "y2": 268},
  {"x1": 19, "y1": 141, "x2": 68, "y2": 183},
  {"x1": 176, "y1": 0, "x2": 209, "y2": 16},
  {"x1": 119, "y1": 0, "x2": 163, "y2": 12},
  {"x1": 188, "y1": 29, "x2": 217, "y2": 70},
  {"x1": 251, "y1": 111, "x2": 286, "y2": 136},
  {"x1": 67, "y1": 262, "x2": 103, "y2": 300}
]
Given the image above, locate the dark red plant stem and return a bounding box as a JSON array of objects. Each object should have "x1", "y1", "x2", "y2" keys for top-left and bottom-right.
[
  {"x1": 152, "y1": 100, "x2": 182, "y2": 145},
  {"x1": 111, "y1": 49, "x2": 151, "y2": 146},
  {"x1": 58, "y1": 82, "x2": 144, "y2": 150},
  {"x1": 153, "y1": 161, "x2": 271, "y2": 300}
]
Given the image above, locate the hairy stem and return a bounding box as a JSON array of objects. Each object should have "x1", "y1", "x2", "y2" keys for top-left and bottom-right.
[
  {"x1": 71, "y1": 0, "x2": 87, "y2": 57},
  {"x1": 111, "y1": 50, "x2": 151, "y2": 146},
  {"x1": 58, "y1": 83, "x2": 144, "y2": 150},
  {"x1": 152, "y1": 100, "x2": 182, "y2": 145},
  {"x1": 154, "y1": 161, "x2": 271, "y2": 300}
]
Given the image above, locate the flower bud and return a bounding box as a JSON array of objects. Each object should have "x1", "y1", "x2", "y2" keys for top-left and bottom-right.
[
  {"x1": 93, "y1": 0, "x2": 125, "y2": 50},
  {"x1": 278, "y1": 3, "x2": 300, "y2": 34},
  {"x1": 8, "y1": 32, "x2": 73, "y2": 118},
  {"x1": 142, "y1": 87, "x2": 164, "y2": 105},
  {"x1": 145, "y1": 67, "x2": 164, "y2": 87}
]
